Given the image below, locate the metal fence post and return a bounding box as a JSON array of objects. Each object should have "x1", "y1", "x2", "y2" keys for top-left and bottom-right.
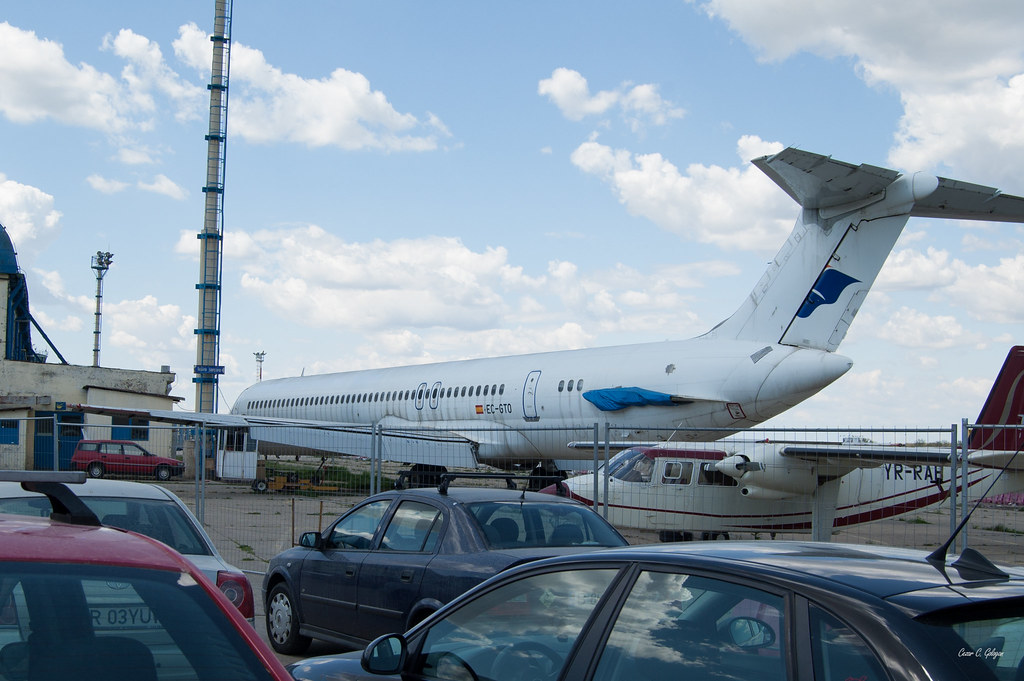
[
  {"x1": 949, "y1": 424, "x2": 959, "y2": 552},
  {"x1": 51, "y1": 414, "x2": 58, "y2": 471},
  {"x1": 602, "y1": 422, "x2": 611, "y2": 520},
  {"x1": 591, "y1": 423, "x2": 599, "y2": 516},
  {"x1": 961, "y1": 418, "x2": 970, "y2": 550}
]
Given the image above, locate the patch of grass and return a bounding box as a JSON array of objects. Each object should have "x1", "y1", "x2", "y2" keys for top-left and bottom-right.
[
  {"x1": 899, "y1": 516, "x2": 931, "y2": 525},
  {"x1": 983, "y1": 522, "x2": 1024, "y2": 532},
  {"x1": 236, "y1": 544, "x2": 256, "y2": 555}
]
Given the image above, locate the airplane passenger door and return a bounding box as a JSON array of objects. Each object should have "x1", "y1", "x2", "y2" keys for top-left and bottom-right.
[
  {"x1": 429, "y1": 382, "x2": 442, "y2": 410},
  {"x1": 414, "y1": 382, "x2": 427, "y2": 411},
  {"x1": 523, "y1": 371, "x2": 541, "y2": 422}
]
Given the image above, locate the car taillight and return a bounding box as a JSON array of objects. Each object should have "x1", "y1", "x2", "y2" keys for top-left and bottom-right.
[{"x1": 217, "y1": 570, "x2": 255, "y2": 621}]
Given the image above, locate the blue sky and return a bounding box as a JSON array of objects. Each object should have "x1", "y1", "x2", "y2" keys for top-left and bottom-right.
[{"x1": 1, "y1": 1, "x2": 1023, "y2": 431}]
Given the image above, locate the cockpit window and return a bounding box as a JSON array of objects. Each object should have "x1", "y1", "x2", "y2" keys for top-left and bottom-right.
[{"x1": 610, "y1": 450, "x2": 655, "y2": 483}]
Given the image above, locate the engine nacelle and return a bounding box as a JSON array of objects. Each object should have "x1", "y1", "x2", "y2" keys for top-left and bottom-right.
[
  {"x1": 716, "y1": 447, "x2": 818, "y2": 496},
  {"x1": 738, "y1": 485, "x2": 801, "y2": 500}
]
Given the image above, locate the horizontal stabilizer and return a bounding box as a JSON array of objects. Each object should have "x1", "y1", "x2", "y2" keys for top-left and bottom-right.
[
  {"x1": 752, "y1": 149, "x2": 898, "y2": 211},
  {"x1": 911, "y1": 178, "x2": 1024, "y2": 223}
]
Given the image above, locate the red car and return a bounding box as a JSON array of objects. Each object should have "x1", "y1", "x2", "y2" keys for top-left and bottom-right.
[
  {"x1": 71, "y1": 439, "x2": 185, "y2": 481},
  {"x1": 0, "y1": 470, "x2": 291, "y2": 681}
]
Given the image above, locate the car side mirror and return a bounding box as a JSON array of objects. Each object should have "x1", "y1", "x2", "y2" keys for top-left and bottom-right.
[
  {"x1": 299, "y1": 531, "x2": 323, "y2": 549},
  {"x1": 361, "y1": 634, "x2": 407, "y2": 675},
  {"x1": 724, "y1": 616, "x2": 776, "y2": 648}
]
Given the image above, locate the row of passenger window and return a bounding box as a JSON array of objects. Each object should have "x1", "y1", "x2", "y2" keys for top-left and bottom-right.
[
  {"x1": 556, "y1": 379, "x2": 585, "y2": 392},
  {"x1": 246, "y1": 383, "x2": 508, "y2": 412}
]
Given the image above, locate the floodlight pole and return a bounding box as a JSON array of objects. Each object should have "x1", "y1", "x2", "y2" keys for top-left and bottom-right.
[{"x1": 91, "y1": 251, "x2": 113, "y2": 367}]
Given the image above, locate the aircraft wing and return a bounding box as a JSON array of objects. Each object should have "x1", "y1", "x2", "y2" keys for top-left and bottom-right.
[
  {"x1": 71, "y1": 403, "x2": 486, "y2": 469},
  {"x1": 72, "y1": 403, "x2": 252, "y2": 429},
  {"x1": 776, "y1": 443, "x2": 951, "y2": 478}
]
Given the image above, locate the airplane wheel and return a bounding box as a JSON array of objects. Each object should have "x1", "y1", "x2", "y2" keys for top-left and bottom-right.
[{"x1": 658, "y1": 531, "x2": 694, "y2": 542}]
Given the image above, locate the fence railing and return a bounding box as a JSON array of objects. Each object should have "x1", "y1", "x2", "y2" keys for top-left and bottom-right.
[{"x1": 1, "y1": 418, "x2": 1022, "y2": 570}]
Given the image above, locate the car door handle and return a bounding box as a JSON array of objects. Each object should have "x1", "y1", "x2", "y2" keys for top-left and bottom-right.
[
  {"x1": 345, "y1": 567, "x2": 356, "y2": 578},
  {"x1": 400, "y1": 569, "x2": 414, "y2": 583}
]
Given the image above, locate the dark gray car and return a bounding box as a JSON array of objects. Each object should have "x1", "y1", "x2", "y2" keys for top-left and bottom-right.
[
  {"x1": 289, "y1": 541, "x2": 1024, "y2": 681},
  {"x1": 262, "y1": 480, "x2": 626, "y2": 654}
]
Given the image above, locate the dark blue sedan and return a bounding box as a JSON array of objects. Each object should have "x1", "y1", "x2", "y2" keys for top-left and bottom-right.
[
  {"x1": 289, "y1": 541, "x2": 1024, "y2": 681},
  {"x1": 262, "y1": 478, "x2": 626, "y2": 654}
]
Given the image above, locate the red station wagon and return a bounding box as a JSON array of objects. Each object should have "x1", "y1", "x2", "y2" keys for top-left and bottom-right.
[{"x1": 71, "y1": 439, "x2": 185, "y2": 481}]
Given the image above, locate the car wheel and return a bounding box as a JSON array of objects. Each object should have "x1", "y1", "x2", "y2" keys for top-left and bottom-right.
[
  {"x1": 252, "y1": 479, "x2": 268, "y2": 493},
  {"x1": 266, "y1": 584, "x2": 311, "y2": 655},
  {"x1": 155, "y1": 466, "x2": 171, "y2": 481},
  {"x1": 87, "y1": 462, "x2": 105, "y2": 478}
]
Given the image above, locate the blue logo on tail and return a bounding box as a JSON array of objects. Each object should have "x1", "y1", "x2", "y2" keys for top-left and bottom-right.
[{"x1": 797, "y1": 269, "x2": 860, "y2": 318}]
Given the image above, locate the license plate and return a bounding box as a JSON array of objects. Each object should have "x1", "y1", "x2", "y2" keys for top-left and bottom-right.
[{"x1": 90, "y1": 604, "x2": 161, "y2": 629}]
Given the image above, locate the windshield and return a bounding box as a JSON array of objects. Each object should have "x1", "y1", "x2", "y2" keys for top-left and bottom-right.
[
  {"x1": 0, "y1": 561, "x2": 273, "y2": 681},
  {"x1": 0, "y1": 495, "x2": 212, "y2": 557},
  {"x1": 467, "y1": 501, "x2": 626, "y2": 549},
  {"x1": 608, "y1": 449, "x2": 655, "y2": 483}
]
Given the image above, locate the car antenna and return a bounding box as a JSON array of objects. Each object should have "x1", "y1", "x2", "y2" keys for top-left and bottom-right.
[{"x1": 926, "y1": 442, "x2": 1024, "y2": 581}]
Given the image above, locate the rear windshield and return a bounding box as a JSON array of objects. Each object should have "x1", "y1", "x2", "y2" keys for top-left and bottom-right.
[
  {"x1": 0, "y1": 495, "x2": 212, "y2": 557},
  {"x1": 466, "y1": 501, "x2": 626, "y2": 549},
  {"x1": 918, "y1": 601, "x2": 1024, "y2": 680},
  {"x1": 0, "y1": 561, "x2": 273, "y2": 681}
]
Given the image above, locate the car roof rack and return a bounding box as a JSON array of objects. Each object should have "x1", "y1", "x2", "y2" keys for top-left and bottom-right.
[
  {"x1": 394, "y1": 470, "x2": 569, "y2": 496},
  {"x1": 0, "y1": 471, "x2": 101, "y2": 526}
]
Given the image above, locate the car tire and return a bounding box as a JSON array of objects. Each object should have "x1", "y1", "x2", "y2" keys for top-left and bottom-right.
[
  {"x1": 155, "y1": 466, "x2": 171, "y2": 482},
  {"x1": 266, "y1": 584, "x2": 311, "y2": 655},
  {"x1": 87, "y1": 462, "x2": 105, "y2": 478}
]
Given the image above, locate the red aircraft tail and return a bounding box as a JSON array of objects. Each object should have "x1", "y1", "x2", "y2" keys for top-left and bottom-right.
[{"x1": 968, "y1": 346, "x2": 1024, "y2": 451}]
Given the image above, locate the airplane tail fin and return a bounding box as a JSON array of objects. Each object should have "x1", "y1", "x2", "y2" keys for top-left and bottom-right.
[
  {"x1": 968, "y1": 346, "x2": 1024, "y2": 451},
  {"x1": 710, "y1": 148, "x2": 1024, "y2": 352}
]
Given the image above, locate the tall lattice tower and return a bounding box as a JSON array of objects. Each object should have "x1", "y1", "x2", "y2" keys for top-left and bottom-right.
[{"x1": 194, "y1": 0, "x2": 232, "y2": 413}]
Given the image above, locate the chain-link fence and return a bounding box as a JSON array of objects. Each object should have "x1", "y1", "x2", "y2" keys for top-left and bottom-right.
[{"x1": 1, "y1": 417, "x2": 1022, "y2": 572}]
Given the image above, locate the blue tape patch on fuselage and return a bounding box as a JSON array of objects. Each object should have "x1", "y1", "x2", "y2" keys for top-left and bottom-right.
[
  {"x1": 797, "y1": 268, "x2": 860, "y2": 319},
  {"x1": 583, "y1": 387, "x2": 677, "y2": 412}
]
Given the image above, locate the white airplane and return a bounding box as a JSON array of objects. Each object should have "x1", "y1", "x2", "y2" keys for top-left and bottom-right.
[
  {"x1": 547, "y1": 346, "x2": 1024, "y2": 541},
  {"x1": 78, "y1": 147, "x2": 1024, "y2": 473}
]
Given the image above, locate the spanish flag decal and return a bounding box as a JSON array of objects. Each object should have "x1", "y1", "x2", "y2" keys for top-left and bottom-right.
[{"x1": 475, "y1": 405, "x2": 484, "y2": 414}]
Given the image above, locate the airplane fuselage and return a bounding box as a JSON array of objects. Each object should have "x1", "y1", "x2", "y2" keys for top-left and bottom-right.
[
  {"x1": 556, "y1": 445, "x2": 1024, "y2": 536},
  {"x1": 232, "y1": 339, "x2": 852, "y2": 466}
]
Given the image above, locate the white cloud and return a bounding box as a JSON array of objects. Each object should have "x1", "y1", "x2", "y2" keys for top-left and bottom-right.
[
  {"x1": 569, "y1": 135, "x2": 789, "y2": 252},
  {"x1": 138, "y1": 174, "x2": 187, "y2": 200},
  {"x1": 538, "y1": 67, "x2": 684, "y2": 130},
  {"x1": 876, "y1": 247, "x2": 956, "y2": 290},
  {"x1": 945, "y1": 254, "x2": 1024, "y2": 323},
  {"x1": 875, "y1": 306, "x2": 982, "y2": 348},
  {"x1": 0, "y1": 22, "x2": 202, "y2": 138},
  {"x1": 173, "y1": 23, "x2": 445, "y2": 152},
  {"x1": 86, "y1": 175, "x2": 129, "y2": 194},
  {"x1": 696, "y1": 0, "x2": 1024, "y2": 182},
  {"x1": 101, "y1": 28, "x2": 204, "y2": 124},
  {"x1": 0, "y1": 173, "x2": 62, "y2": 265}
]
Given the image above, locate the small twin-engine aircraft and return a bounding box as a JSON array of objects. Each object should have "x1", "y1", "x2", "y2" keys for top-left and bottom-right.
[{"x1": 547, "y1": 347, "x2": 1024, "y2": 541}]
